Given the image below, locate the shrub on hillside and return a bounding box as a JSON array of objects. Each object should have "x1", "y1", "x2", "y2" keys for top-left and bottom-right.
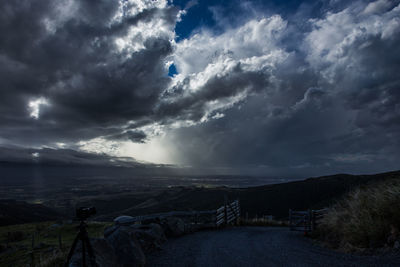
[{"x1": 316, "y1": 179, "x2": 400, "y2": 251}]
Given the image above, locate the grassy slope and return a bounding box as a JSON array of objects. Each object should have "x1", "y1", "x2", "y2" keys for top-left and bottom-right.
[
  {"x1": 235, "y1": 171, "x2": 400, "y2": 219},
  {"x1": 315, "y1": 178, "x2": 400, "y2": 251}
]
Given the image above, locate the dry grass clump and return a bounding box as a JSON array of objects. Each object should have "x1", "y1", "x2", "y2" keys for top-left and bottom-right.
[{"x1": 316, "y1": 179, "x2": 400, "y2": 251}]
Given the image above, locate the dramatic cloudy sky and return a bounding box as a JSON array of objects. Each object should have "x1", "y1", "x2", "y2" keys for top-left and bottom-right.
[{"x1": 0, "y1": 0, "x2": 399, "y2": 177}]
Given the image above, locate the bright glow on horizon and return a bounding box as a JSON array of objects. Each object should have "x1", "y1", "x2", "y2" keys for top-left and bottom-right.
[
  {"x1": 78, "y1": 136, "x2": 177, "y2": 165},
  {"x1": 119, "y1": 138, "x2": 177, "y2": 164}
]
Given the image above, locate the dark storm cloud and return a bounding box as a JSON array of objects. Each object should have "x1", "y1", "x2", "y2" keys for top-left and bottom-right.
[
  {"x1": 157, "y1": 63, "x2": 271, "y2": 122},
  {"x1": 0, "y1": 145, "x2": 140, "y2": 167},
  {"x1": 107, "y1": 130, "x2": 147, "y2": 143},
  {"x1": 0, "y1": 0, "x2": 179, "y2": 146}
]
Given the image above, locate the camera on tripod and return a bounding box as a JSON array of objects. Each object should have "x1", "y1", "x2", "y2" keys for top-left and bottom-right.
[
  {"x1": 65, "y1": 206, "x2": 98, "y2": 267},
  {"x1": 76, "y1": 207, "x2": 96, "y2": 220}
]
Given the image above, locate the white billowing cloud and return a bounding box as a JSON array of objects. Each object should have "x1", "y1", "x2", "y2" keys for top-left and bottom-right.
[
  {"x1": 112, "y1": 0, "x2": 178, "y2": 54},
  {"x1": 28, "y1": 97, "x2": 49, "y2": 119},
  {"x1": 115, "y1": 17, "x2": 176, "y2": 53},
  {"x1": 362, "y1": 0, "x2": 392, "y2": 15},
  {"x1": 173, "y1": 15, "x2": 288, "y2": 75},
  {"x1": 305, "y1": 1, "x2": 400, "y2": 81},
  {"x1": 159, "y1": 15, "x2": 289, "y2": 125},
  {"x1": 112, "y1": 0, "x2": 169, "y2": 22}
]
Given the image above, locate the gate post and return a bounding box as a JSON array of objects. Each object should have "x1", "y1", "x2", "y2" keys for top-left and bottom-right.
[{"x1": 224, "y1": 194, "x2": 228, "y2": 226}]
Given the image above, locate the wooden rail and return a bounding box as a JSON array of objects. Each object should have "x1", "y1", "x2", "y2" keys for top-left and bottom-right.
[
  {"x1": 123, "y1": 210, "x2": 216, "y2": 223},
  {"x1": 289, "y1": 208, "x2": 328, "y2": 234},
  {"x1": 215, "y1": 200, "x2": 240, "y2": 227},
  {"x1": 115, "y1": 199, "x2": 241, "y2": 228}
]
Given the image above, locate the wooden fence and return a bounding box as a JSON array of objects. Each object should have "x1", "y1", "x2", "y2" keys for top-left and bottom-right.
[
  {"x1": 115, "y1": 199, "x2": 241, "y2": 228},
  {"x1": 216, "y1": 200, "x2": 240, "y2": 227},
  {"x1": 289, "y1": 208, "x2": 328, "y2": 234}
]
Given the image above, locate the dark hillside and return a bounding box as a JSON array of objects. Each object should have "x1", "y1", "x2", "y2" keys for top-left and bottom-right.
[
  {"x1": 2, "y1": 170, "x2": 399, "y2": 224},
  {"x1": 91, "y1": 170, "x2": 400, "y2": 221},
  {"x1": 235, "y1": 171, "x2": 400, "y2": 218},
  {"x1": 0, "y1": 199, "x2": 62, "y2": 226}
]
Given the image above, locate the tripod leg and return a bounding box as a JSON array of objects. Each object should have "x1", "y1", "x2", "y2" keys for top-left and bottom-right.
[
  {"x1": 83, "y1": 233, "x2": 97, "y2": 267},
  {"x1": 82, "y1": 237, "x2": 86, "y2": 267},
  {"x1": 64, "y1": 232, "x2": 81, "y2": 267}
]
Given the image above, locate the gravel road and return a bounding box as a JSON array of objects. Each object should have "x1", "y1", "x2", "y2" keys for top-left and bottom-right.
[{"x1": 147, "y1": 227, "x2": 400, "y2": 267}]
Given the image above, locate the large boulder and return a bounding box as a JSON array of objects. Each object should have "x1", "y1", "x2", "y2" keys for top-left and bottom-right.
[
  {"x1": 147, "y1": 223, "x2": 166, "y2": 243},
  {"x1": 133, "y1": 223, "x2": 166, "y2": 252},
  {"x1": 161, "y1": 217, "x2": 185, "y2": 237},
  {"x1": 114, "y1": 215, "x2": 136, "y2": 226},
  {"x1": 68, "y1": 238, "x2": 120, "y2": 267},
  {"x1": 105, "y1": 226, "x2": 146, "y2": 267}
]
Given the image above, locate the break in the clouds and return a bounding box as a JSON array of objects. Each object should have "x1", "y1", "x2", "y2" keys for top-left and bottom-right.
[{"x1": 0, "y1": 0, "x2": 399, "y2": 176}]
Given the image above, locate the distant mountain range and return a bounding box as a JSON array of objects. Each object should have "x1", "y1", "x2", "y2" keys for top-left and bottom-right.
[
  {"x1": 0, "y1": 146, "x2": 183, "y2": 186},
  {"x1": 0, "y1": 146, "x2": 158, "y2": 168}
]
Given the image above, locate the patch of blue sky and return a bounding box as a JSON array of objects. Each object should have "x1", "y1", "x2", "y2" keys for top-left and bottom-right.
[{"x1": 168, "y1": 63, "x2": 178, "y2": 77}]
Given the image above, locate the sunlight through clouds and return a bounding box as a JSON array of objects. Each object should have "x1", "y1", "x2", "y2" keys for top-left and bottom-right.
[{"x1": 78, "y1": 136, "x2": 177, "y2": 164}]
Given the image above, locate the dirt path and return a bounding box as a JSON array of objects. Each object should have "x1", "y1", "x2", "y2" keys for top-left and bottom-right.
[{"x1": 147, "y1": 227, "x2": 400, "y2": 267}]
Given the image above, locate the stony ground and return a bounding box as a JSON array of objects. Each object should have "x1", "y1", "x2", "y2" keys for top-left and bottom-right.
[{"x1": 147, "y1": 227, "x2": 400, "y2": 267}]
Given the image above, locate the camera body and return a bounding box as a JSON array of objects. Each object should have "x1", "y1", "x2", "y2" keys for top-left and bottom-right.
[{"x1": 76, "y1": 206, "x2": 96, "y2": 220}]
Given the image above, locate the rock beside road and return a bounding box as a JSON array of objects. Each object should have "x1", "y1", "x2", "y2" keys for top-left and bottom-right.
[
  {"x1": 105, "y1": 226, "x2": 146, "y2": 267},
  {"x1": 68, "y1": 217, "x2": 191, "y2": 267},
  {"x1": 161, "y1": 217, "x2": 186, "y2": 237}
]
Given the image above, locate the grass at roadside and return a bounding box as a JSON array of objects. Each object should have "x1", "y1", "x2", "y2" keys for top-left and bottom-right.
[
  {"x1": 0, "y1": 220, "x2": 112, "y2": 266},
  {"x1": 314, "y1": 178, "x2": 400, "y2": 252}
]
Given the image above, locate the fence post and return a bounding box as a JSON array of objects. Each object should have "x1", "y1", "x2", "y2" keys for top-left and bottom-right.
[
  {"x1": 304, "y1": 210, "x2": 311, "y2": 236},
  {"x1": 312, "y1": 210, "x2": 317, "y2": 231},
  {"x1": 236, "y1": 200, "x2": 240, "y2": 225},
  {"x1": 216, "y1": 210, "x2": 218, "y2": 227},
  {"x1": 31, "y1": 251, "x2": 35, "y2": 267},
  {"x1": 224, "y1": 205, "x2": 228, "y2": 226},
  {"x1": 6, "y1": 232, "x2": 10, "y2": 247},
  {"x1": 224, "y1": 195, "x2": 228, "y2": 226}
]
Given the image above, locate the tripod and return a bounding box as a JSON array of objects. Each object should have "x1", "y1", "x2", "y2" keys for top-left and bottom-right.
[{"x1": 65, "y1": 220, "x2": 97, "y2": 267}]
